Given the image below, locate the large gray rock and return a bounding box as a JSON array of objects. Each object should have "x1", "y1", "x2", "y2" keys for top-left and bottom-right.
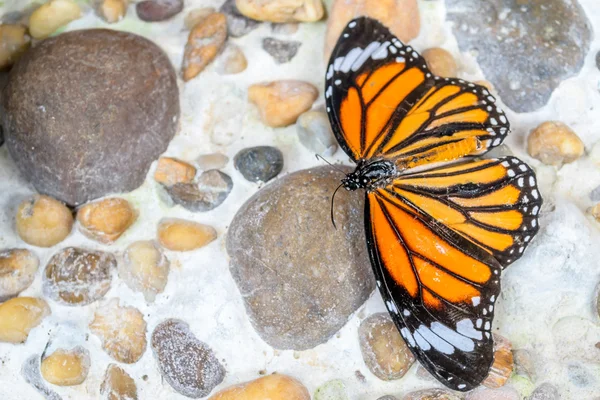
[
  {"x1": 447, "y1": 0, "x2": 592, "y2": 113},
  {"x1": 3, "y1": 29, "x2": 179, "y2": 206},
  {"x1": 227, "y1": 166, "x2": 374, "y2": 350}
]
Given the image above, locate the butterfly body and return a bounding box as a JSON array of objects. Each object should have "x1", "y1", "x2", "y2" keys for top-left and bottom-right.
[{"x1": 326, "y1": 17, "x2": 542, "y2": 392}]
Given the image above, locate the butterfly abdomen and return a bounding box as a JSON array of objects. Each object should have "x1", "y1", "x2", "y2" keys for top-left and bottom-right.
[{"x1": 397, "y1": 137, "x2": 483, "y2": 171}]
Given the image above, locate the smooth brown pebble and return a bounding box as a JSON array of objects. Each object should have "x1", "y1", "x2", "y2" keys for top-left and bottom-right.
[
  {"x1": 136, "y1": 0, "x2": 183, "y2": 22},
  {"x1": 119, "y1": 240, "x2": 170, "y2": 302},
  {"x1": 0, "y1": 297, "x2": 50, "y2": 343},
  {"x1": 209, "y1": 374, "x2": 310, "y2": 400},
  {"x1": 527, "y1": 121, "x2": 584, "y2": 166},
  {"x1": 94, "y1": 0, "x2": 128, "y2": 23},
  {"x1": 16, "y1": 195, "x2": 74, "y2": 248},
  {"x1": 0, "y1": 249, "x2": 39, "y2": 302},
  {"x1": 235, "y1": 0, "x2": 324, "y2": 23},
  {"x1": 157, "y1": 218, "x2": 217, "y2": 252},
  {"x1": 483, "y1": 334, "x2": 513, "y2": 389},
  {"x1": 77, "y1": 198, "x2": 137, "y2": 244},
  {"x1": 154, "y1": 157, "x2": 197, "y2": 186},
  {"x1": 248, "y1": 80, "x2": 318, "y2": 127},
  {"x1": 184, "y1": 7, "x2": 216, "y2": 29},
  {"x1": 216, "y1": 43, "x2": 248, "y2": 75},
  {"x1": 183, "y1": 12, "x2": 228, "y2": 81},
  {"x1": 0, "y1": 24, "x2": 30, "y2": 69},
  {"x1": 422, "y1": 48, "x2": 458, "y2": 77},
  {"x1": 28, "y1": 0, "x2": 81, "y2": 39},
  {"x1": 358, "y1": 313, "x2": 415, "y2": 380},
  {"x1": 89, "y1": 298, "x2": 147, "y2": 364},
  {"x1": 101, "y1": 364, "x2": 138, "y2": 400},
  {"x1": 43, "y1": 247, "x2": 115, "y2": 305},
  {"x1": 41, "y1": 347, "x2": 90, "y2": 386}
]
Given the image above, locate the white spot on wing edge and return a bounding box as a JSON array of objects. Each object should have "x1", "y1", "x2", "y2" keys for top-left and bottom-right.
[
  {"x1": 400, "y1": 328, "x2": 416, "y2": 347},
  {"x1": 472, "y1": 296, "x2": 480, "y2": 306},
  {"x1": 456, "y1": 319, "x2": 483, "y2": 340}
]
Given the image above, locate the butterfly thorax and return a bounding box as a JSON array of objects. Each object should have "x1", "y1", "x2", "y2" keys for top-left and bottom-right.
[{"x1": 342, "y1": 159, "x2": 397, "y2": 192}]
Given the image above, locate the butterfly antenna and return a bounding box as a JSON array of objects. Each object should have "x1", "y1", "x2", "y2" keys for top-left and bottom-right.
[
  {"x1": 315, "y1": 154, "x2": 346, "y2": 175},
  {"x1": 330, "y1": 182, "x2": 344, "y2": 230}
]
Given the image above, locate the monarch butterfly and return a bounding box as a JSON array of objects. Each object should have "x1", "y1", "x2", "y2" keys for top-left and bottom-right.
[{"x1": 325, "y1": 17, "x2": 542, "y2": 391}]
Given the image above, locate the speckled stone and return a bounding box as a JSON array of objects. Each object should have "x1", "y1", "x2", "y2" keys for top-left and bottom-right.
[
  {"x1": 165, "y1": 170, "x2": 233, "y2": 212},
  {"x1": 220, "y1": 0, "x2": 261, "y2": 37},
  {"x1": 234, "y1": 146, "x2": 284, "y2": 183},
  {"x1": 262, "y1": 37, "x2": 302, "y2": 63},
  {"x1": 529, "y1": 383, "x2": 560, "y2": 400},
  {"x1": 446, "y1": 0, "x2": 592, "y2": 112}
]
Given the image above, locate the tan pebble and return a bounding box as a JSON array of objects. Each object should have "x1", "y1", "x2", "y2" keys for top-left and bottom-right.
[
  {"x1": 119, "y1": 241, "x2": 169, "y2": 302},
  {"x1": 184, "y1": 7, "x2": 216, "y2": 30},
  {"x1": 325, "y1": 0, "x2": 420, "y2": 58},
  {"x1": 248, "y1": 80, "x2": 318, "y2": 127},
  {"x1": 157, "y1": 218, "x2": 217, "y2": 252},
  {"x1": 422, "y1": 48, "x2": 457, "y2": 78},
  {"x1": 591, "y1": 203, "x2": 600, "y2": 222},
  {"x1": 209, "y1": 374, "x2": 310, "y2": 400},
  {"x1": 89, "y1": 298, "x2": 147, "y2": 364},
  {"x1": 402, "y1": 388, "x2": 461, "y2": 400},
  {"x1": 28, "y1": 0, "x2": 82, "y2": 39},
  {"x1": 196, "y1": 152, "x2": 229, "y2": 170},
  {"x1": 0, "y1": 249, "x2": 39, "y2": 302},
  {"x1": 0, "y1": 297, "x2": 50, "y2": 343},
  {"x1": 41, "y1": 347, "x2": 90, "y2": 386},
  {"x1": 527, "y1": 121, "x2": 584, "y2": 166},
  {"x1": 182, "y1": 12, "x2": 228, "y2": 82},
  {"x1": 77, "y1": 198, "x2": 137, "y2": 244},
  {"x1": 154, "y1": 157, "x2": 197, "y2": 187},
  {"x1": 0, "y1": 24, "x2": 30, "y2": 70},
  {"x1": 483, "y1": 334, "x2": 514, "y2": 389},
  {"x1": 236, "y1": 0, "x2": 324, "y2": 23},
  {"x1": 101, "y1": 364, "x2": 138, "y2": 400},
  {"x1": 16, "y1": 195, "x2": 73, "y2": 248},
  {"x1": 94, "y1": 0, "x2": 129, "y2": 23},
  {"x1": 216, "y1": 43, "x2": 248, "y2": 75},
  {"x1": 359, "y1": 313, "x2": 415, "y2": 380}
]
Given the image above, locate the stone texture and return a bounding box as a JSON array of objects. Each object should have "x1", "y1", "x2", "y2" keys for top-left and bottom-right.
[
  {"x1": 3, "y1": 29, "x2": 179, "y2": 206},
  {"x1": 446, "y1": 0, "x2": 592, "y2": 113},
  {"x1": 234, "y1": 146, "x2": 284, "y2": 183},
  {"x1": 226, "y1": 166, "x2": 374, "y2": 350},
  {"x1": 262, "y1": 37, "x2": 301, "y2": 63},
  {"x1": 136, "y1": 0, "x2": 183, "y2": 22},
  {"x1": 220, "y1": 0, "x2": 262, "y2": 37},
  {"x1": 403, "y1": 389, "x2": 462, "y2": 400},
  {"x1": 165, "y1": 170, "x2": 233, "y2": 212},
  {"x1": 529, "y1": 383, "x2": 560, "y2": 400}
]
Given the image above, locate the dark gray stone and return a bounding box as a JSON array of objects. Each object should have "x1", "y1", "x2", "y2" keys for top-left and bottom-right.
[
  {"x1": 447, "y1": 0, "x2": 592, "y2": 113},
  {"x1": 165, "y1": 169, "x2": 233, "y2": 212},
  {"x1": 220, "y1": 0, "x2": 262, "y2": 37},
  {"x1": 262, "y1": 37, "x2": 302, "y2": 63},
  {"x1": 3, "y1": 29, "x2": 179, "y2": 206},
  {"x1": 234, "y1": 146, "x2": 284, "y2": 183},
  {"x1": 227, "y1": 166, "x2": 374, "y2": 350},
  {"x1": 136, "y1": 0, "x2": 183, "y2": 22}
]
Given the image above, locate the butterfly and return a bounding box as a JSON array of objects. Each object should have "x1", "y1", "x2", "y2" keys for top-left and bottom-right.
[{"x1": 325, "y1": 17, "x2": 542, "y2": 391}]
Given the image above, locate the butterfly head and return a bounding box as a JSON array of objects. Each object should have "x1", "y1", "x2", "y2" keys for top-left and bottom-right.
[{"x1": 342, "y1": 159, "x2": 396, "y2": 191}]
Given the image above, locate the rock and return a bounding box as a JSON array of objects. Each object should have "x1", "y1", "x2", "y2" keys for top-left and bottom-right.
[
  {"x1": 236, "y1": 0, "x2": 325, "y2": 23},
  {"x1": 325, "y1": 0, "x2": 420, "y2": 58},
  {"x1": 101, "y1": 364, "x2": 138, "y2": 400},
  {"x1": 28, "y1": 0, "x2": 81, "y2": 39},
  {"x1": 528, "y1": 383, "x2": 560, "y2": 400},
  {"x1": 119, "y1": 241, "x2": 170, "y2": 302},
  {"x1": 358, "y1": 313, "x2": 415, "y2": 381},
  {"x1": 378, "y1": 397, "x2": 399, "y2": 400},
  {"x1": 248, "y1": 80, "x2": 318, "y2": 127},
  {"x1": 513, "y1": 349, "x2": 537, "y2": 381},
  {"x1": 4, "y1": 29, "x2": 179, "y2": 206},
  {"x1": 43, "y1": 247, "x2": 116, "y2": 306},
  {"x1": 483, "y1": 334, "x2": 514, "y2": 389},
  {"x1": 22, "y1": 355, "x2": 64, "y2": 400},
  {"x1": 209, "y1": 374, "x2": 310, "y2": 400},
  {"x1": 220, "y1": 0, "x2": 262, "y2": 37},
  {"x1": 94, "y1": 0, "x2": 128, "y2": 23},
  {"x1": 182, "y1": 12, "x2": 228, "y2": 81},
  {"x1": 596, "y1": 51, "x2": 600, "y2": 71},
  {"x1": 527, "y1": 121, "x2": 584, "y2": 166},
  {"x1": 136, "y1": 0, "x2": 183, "y2": 22},
  {"x1": 271, "y1": 22, "x2": 299, "y2": 35},
  {"x1": 165, "y1": 170, "x2": 233, "y2": 212},
  {"x1": 184, "y1": 7, "x2": 216, "y2": 30},
  {"x1": 157, "y1": 218, "x2": 217, "y2": 252},
  {"x1": 196, "y1": 153, "x2": 229, "y2": 170},
  {"x1": 402, "y1": 389, "x2": 461, "y2": 400},
  {"x1": 40, "y1": 347, "x2": 90, "y2": 386},
  {"x1": 152, "y1": 319, "x2": 225, "y2": 398},
  {"x1": 77, "y1": 198, "x2": 137, "y2": 244},
  {"x1": 466, "y1": 387, "x2": 519, "y2": 400},
  {"x1": 296, "y1": 110, "x2": 337, "y2": 156},
  {"x1": 0, "y1": 297, "x2": 50, "y2": 343},
  {"x1": 0, "y1": 24, "x2": 30, "y2": 70},
  {"x1": 446, "y1": 0, "x2": 592, "y2": 113},
  {"x1": 422, "y1": 48, "x2": 457, "y2": 78},
  {"x1": 89, "y1": 298, "x2": 147, "y2": 364},
  {"x1": 0, "y1": 249, "x2": 39, "y2": 302},
  {"x1": 154, "y1": 157, "x2": 197, "y2": 187},
  {"x1": 234, "y1": 146, "x2": 284, "y2": 183},
  {"x1": 263, "y1": 38, "x2": 302, "y2": 63},
  {"x1": 226, "y1": 166, "x2": 373, "y2": 350},
  {"x1": 216, "y1": 43, "x2": 248, "y2": 75},
  {"x1": 16, "y1": 195, "x2": 74, "y2": 248},
  {"x1": 314, "y1": 380, "x2": 348, "y2": 400},
  {"x1": 591, "y1": 204, "x2": 600, "y2": 222}
]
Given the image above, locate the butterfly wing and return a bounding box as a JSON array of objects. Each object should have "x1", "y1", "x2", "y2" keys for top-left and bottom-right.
[
  {"x1": 325, "y1": 17, "x2": 509, "y2": 165},
  {"x1": 366, "y1": 156, "x2": 542, "y2": 391}
]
